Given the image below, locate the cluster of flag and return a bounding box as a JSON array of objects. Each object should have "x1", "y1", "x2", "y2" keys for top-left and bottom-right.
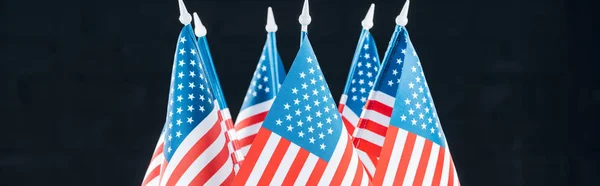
[{"x1": 142, "y1": 0, "x2": 460, "y2": 185}]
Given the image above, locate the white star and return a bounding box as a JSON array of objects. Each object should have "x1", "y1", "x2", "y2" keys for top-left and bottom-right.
[
  {"x1": 367, "y1": 72, "x2": 373, "y2": 78},
  {"x1": 303, "y1": 94, "x2": 310, "y2": 100},
  {"x1": 309, "y1": 137, "x2": 315, "y2": 144},
  {"x1": 411, "y1": 119, "x2": 417, "y2": 125},
  {"x1": 178, "y1": 72, "x2": 185, "y2": 78},
  {"x1": 168, "y1": 135, "x2": 172, "y2": 141},
  {"x1": 180, "y1": 37, "x2": 186, "y2": 43},
  {"x1": 300, "y1": 72, "x2": 306, "y2": 78},
  {"x1": 415, "y1": 77, "x2": 421, "y2": 83},
  {"x1": 351, "y1": 87, "x2": 357, "y2": 93},
  {"x1": 295, "y1": 109, "x2": 302, "y2": 116},
  {"x1": 190, "y1": 49, "x2": 196, "y2": 55},
  {"x1": 408, "y1": 108, "x2": 415, "y2": 115},
  {"x1": 190, "y1": 60, "x2": 196, "y2": 66},
  {"x1": 425, "y1": 107, "x2": 430, "y2": 113},
  {"x1": 286, "y1": 114, "x2": 293, "y2": 121},
  {"x1": 413, "y1": 50, "x2": 417, "y2": 56},
  {"x1": 302, "y1": 83, "x2": 308, "y2": 89},
  {"x1": 419, "y1": 87, "x2": 424, "y2": 93},
  {"x1": 322, "y1": 96, "x2": 329, "y2": 102},
  {"x1": 261, "y1": 65, "x2": 267, "y2": 71},
  {"x1": 178, "y1": 60, "x2": 185, "y2": 66},
  {"x1": 363, "y1": 44, "x2": 369, "y2": 49},
  {"x1": 276, "y1": 119, "x2": 282, "y2": 125},
  {"x1": 298, "y1": 131, "x2": 305, "y2": 137},
  {"x1": 304, "y1": 104, "x2": 312, "y2": 111},
  {"x1": 176, "y1": 119, "x2": 182, "y2": 125},
  {"x1": 428, "y1": 118, "x2": 433, "y2": 123},
  {"x1": 364, "y1": 53, "x2": 370, "y2": 59},
  {"x1": 292, "y1": 88, "x2": 299, "y2": 94},
  {"x1": 306, "y1": 116, "x2": 313, "y2": 122},
  {"x1": 187, "y1": 105, "x2": 194, "y2": 112},
  {"x1": 430, "y1": 127, "x2": 435, "y2": 133},
  {"x1": 393, "y1": 69, "x2": 398, "y2": 75},
  {"x1": 324, "y1": 107, "x2": 330, "y2": 113},
  {"x1": 263, "y1": 77, "x2": 268, "y2": 82},
  {"x1": 320, "y1": 143, "x2": 326, "y2": 150},
  {"x1": 187, "y1": 117, "x2": 194, "y2": 124},
  {"x1": 287, "y1": 125, "x2": 294, "y2": 131},
  {"x1": 396, "y1": 58, "x2": 402, "y2": 64},
  {"x1": 284, "y1": 103, "x2": 291, "y2": 110},
  {"x1": 412, "y1": 92, "x2": 418, "y2": 99},
  {"x1": 168, "y1": 147, "x2": 172, "y2": 152},
  {"x1": 188, "y1": 82, "x2": 195, "y2": 89},
  {"x1": 366, "y1": 62, "x2": 372, "y2": 68},
  {"x1": 176, "y1": 131, "x2": 182, "y2": 137},
  {"x1": 320, "y1": 85, "x2": 326, "y2": 91},
  {"x1": 404, "y1": 98, "x2": 411, "y2": 105},
  {"x1": 358, "y1": 70, "x2": 364, "y2": 76},
  {"x1": 309, "y1": 68, "x2": 315, "y2": 74},
  {"x1": 177, "y1": 83, "x2": 184, "y2": 90},
  {"x1": 265, "y1": 87, "x2": 270, "y2": 93},
  {"x1": 312, "y1": 89, "x2": 319, "y2": 96},
  {"x1": 388, "y1": 80, "x2": 394, "y2": 86},
  {"x1": 411, "y1": 66, "x2": 417, "y2": 72},
  {"x1": 306, "y1": 57, "x2": 313, "y2": 63},
  {"x1": 199, "y1": 106, "x2": 205, "y2": 112},
  {"x1": 327, "y1": 128, "x2": 333, "y2": 134},
  {"x1": 297, "y1": 120, "x2": 304, "y2": 127},
  {"x1": 422, "y1": 97, "x2": 427, "y2": 103},
  {"x1": 419, "y1": 113, "x2": 425, "y2": 119},
  {"x1": 199, "y1": 95, "x2": 205, "y2": 101},
  {"x1": 177, "y1": 95, "x2": 183, "y2": 102},
  {"x1": 401, "y1": 49, "x2": 406, "y2": 54},
  {"x1": 326, "y1": 117, "x2": 332, "y2": 124},
  {"x1": 421, "y1": 123, "x2": 427, "y2": 129},
  {"x1": 359, "y1": 79, "x2": 365, "y2": 85},
  {"x1": 415, "y1": 103, "x2": 421, "y2": 109},
  {"x1": 317, "y1": 122, "x2": 324, "y2": 128},
  {"x1": 189, "y1": 71, "x2": 196, "y2": 78},
  {"x1": 310, "y1": 78, "x2": 317, "y2": 85},
  {"x1": 199, "y1": 84, "x2": 205, "y2": 90},
  {"x1": 177, "y1": 107, "x2": 183, "y2": 114},
  {"x1": 315, "y1": 111, "x2": 322, "y2": 117},
  {"x1": 409, "y1": 82, "x2": 415, "y2": 89},
  {"x1": 179, "y1": 48, "x2": 186, "y2": 55},
  {"x1": 188, "y1": 94, "x2": 195, "y2": 100},
  {"x1": 400, "y1": 115, "x2": 407, "y2": 121},
  {"x1": 294, "y1": 98, "x2": 300, "y2": 105},
  {"x1": 319, "y1": 133, "x2": 325, "y2": 139},
  {"x1": 360, "y1": 97, "x2": 366, "y2": 102},
  {"x1": 368, "y1": 81, "x2": 374, "y2": 87},
  {"x1": 260, "y1": 55, "x2": 266, "y2": 61},
  {"x1": 258, "y1": 84, "x2": 263, "y2": 90},
  {"x1": 253, "y1": 92, "x2": 257, "y2": 97}
]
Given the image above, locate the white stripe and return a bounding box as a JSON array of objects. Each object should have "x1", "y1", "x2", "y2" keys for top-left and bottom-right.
[
  {"x1": 235, "y1": 99, "x2": 274, "y2": 123},
  {"x1": 144, "y1": 134, "x2": 165, "y2": 177},
  {"x1": 204, "y1": 157, "x2": 234, "y2": 185},
  {"x1": 382, "y1": 129, "x2": 409, "y2": 186},
  {"x1": 369, "y1": 91, "x2": 395, "y2": 107},
  {"x1": 145, "y1": 177, "x2": 159, "y2": 186},
  {"x1": 340, "y1": 149, "x2": 359, "y2": 185},
  {"x1": 353, "y1": 128, "x2": 385, "y2": 146},
  {"x1": 175, "y1": 129, "x2": 227, "y2": 186},
  {"x1": 422, "y1": 144, "x2": 440, "y2": 186},
  {"x1": 236, "y1": 122, "x2": 263, "y2": 139},
  {"x1": 402, "y1": 136, "x2": 425, "y2": 186},
  {"x1": 361, "y1": 169, "x2": 369, "y2": 186},
  {"x1": 360, "y1": 109, "x2": 391, "y2": 127},
  {"x1": 295, "y1": 154, "x2": 318, "y2": 186},
  {"x1": 221, "y1": 108, "x2": 232, "y2": 120},
  {"x1": 159, "y1": 105, "x2": 219, "y2": 186},
  {"x1": 339, "y1": 94, "x2": 348, "y2": 105},
  {"x1": 453, "y1": 164, "x2": 460, "y2": 186},
  {"x1": 240, "y1": 145, "x2": 251, "y2": 157},
  {"x1": 341, "y1": 104, "x2": 360, "y2": 126},
  {"x1": 356, "y1": 149, "x2": 375, "y2": 177},
  {"x1": 440, "y1": 149, "x2": 451, "y2": 185},
  {"x1": 245, "y1": 133, "x2": 280, "y2": 186},
  {"x1": 234, "y1": 164, "x2": 240, "y2": 175},
  {"x1": 144, "y1": 155, "x2": 164, "y2": 179},
  {"x1": 270, "y1": 144, "x2": 300, "y2": 186},
  {"x1": 318, "y1": 126, "x2": 350, "y2": 185}
]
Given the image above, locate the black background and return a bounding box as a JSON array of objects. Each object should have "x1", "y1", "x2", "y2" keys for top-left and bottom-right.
[{"x1": 1, "y1": 0, "x2": 597, "y2": 185}]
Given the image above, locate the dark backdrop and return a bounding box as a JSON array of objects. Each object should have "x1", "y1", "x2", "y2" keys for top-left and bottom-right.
[{"x1": 1, "y1": 0, "x2": 597, "y2": 185}]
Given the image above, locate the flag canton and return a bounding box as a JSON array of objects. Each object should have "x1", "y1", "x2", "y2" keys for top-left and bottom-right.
[
  {"x1": 240, "y1": 32, "x2": 286, "y2": 110},
  {"x1": 262, "y1": 37, "x2": 342, "y2": 161},
  {"x1": 372, "y1": 26, "x2": 409, "y2": 97},
  {"x1": 164, "y1": 25, "x2": 216, "y2": 160},
  {"x1": 389, "y1": 27, "x2": 447, "y2": 148},
  {"x1": 344, "y1": 31, "x2": 381, "y2": 114}
]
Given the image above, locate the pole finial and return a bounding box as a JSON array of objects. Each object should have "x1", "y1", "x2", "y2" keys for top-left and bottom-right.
[
  {"x1": 193, "y1": 12, "x2": 207, "y2": 37},
  {"x1": 266, "y1": 7, "x2": 278, "y2": 32},
  {"x1": 178, "y1": 0, "x2": 192, "y2": 25},
  {"x1": 298, "y1": 0, "x2": 311, "y2": 31},
  {"x1": 361, "y1": 3, "x2": 375, "y2": 30},
  {"x1": 396, "y1": 0, "x2": 410, "y2": 26}
]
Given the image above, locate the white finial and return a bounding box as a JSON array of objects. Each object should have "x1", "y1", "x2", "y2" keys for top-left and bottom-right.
[
  {"x1": 193, "y1": 12, "x2": 207, "y2": 36},
  {"x1": 266, "y1": 7, "x2": 278, "y2": 32},
  {"x1": 298, "y1": 0, "x2": 311, "y2": 32},
  {"x1": 396, "y1": 0, "x2": 410, "y2": 26},
  {"x1": 361, "y1": 4, "x2": 375, "y2": 30},
  {"x1": 178, "y1": 0, "x2": 192, "y2": 25}
]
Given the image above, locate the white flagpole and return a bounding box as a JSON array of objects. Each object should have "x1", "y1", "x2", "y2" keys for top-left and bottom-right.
[{"x1": 396, "y1": 0, "x2": 410, "y2": 26}]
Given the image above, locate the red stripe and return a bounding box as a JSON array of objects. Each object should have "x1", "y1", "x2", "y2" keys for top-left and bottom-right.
[
  {"x1": 364, "y1": 100, "x2": 393, "y2": 117},
  {"x1": 357, "y1": 118, "x2": 388, "y2": 137},
  {"x1": 231, "y1": 128, "x2": 272, "y2": 185},
  {"x1": 238, "y1": 134, "x2": 257, "y2": 147},
  {"x1": 449, "y1": 157, "x2": 455, "y2": 186},
  {"x1": 257, "y1": 139, "x2": 291, "y2": 185},
  {"x1": 141, "y1": 165, "x2": 160, "y2": 186},
  {"x1": 351, "y1": 160, "x2": 365, "y2": 186},
  {"x1": 282, "y1": 149, "x2": 309, "y2": 185},
  {"x1": 431, "y1": 148, "x2": 445, "y2": 186},
  {"x1": 189, "y1": 144, "x2": 232, "y2": 185},
  {"x1": 338, "y1": 104, "x2": 356, "y2": 135},
  {"x1": 330, "y1": 137, "x2": 353, "y2": 185},
  {"x1": 221, "y1": 169, "x2": 235, "y2": 186},
  {"x1": 392, "y1": 132, "x2": 417, "y2": 185},
  {"x1": 151, "y1": 143, "x2": 164, "y2": 160},
  {"x1": 306, "y1": 159, "x2": 327, "y2": 185},
  {"x1": 166, "y1": 119, "x2": 222, "y2": 186},
  {"x1": 234, "y1": 111, "x2": 268, "y2": 131},
  {"x1": 354, "y1": 137, "x2": 382, "y2": 157},
  {"x1": 372, "y1": 126, "x2": 399, "y2": 185},
  {"x1": 413, "y1": 140, "x2": 433, "y2": 185}
]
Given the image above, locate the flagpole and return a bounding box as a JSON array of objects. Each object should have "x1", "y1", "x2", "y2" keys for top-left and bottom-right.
[
  {"x1": 265, "y1": 7, "x2": 281, "y2": 93},
  {"x1": 298, "y1": 0, "x2": 311, "y2": 45}
]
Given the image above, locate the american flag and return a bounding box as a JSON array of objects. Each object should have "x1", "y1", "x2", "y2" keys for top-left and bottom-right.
[
  {"x1": 352, "y1": 25, "x2": 409, "y2": 177},
  {"x1": 372, "y1": 26, "x2": 460, "y2": 186},
  {"x1": 233, "y1": 37, "x2": 370, "y2": 185},
  {"x1": 141, "y1": 25, "x2": 234, "y2": 186},
  {"x1": 196, "y1": 36, "x2": 244, "y2": 172},
  {"x1": 234, "y1": 31, "x2": 286, "y2": 158},
  {"x1": 338, "y1": 29, "x2": 381, "y2": 138}
]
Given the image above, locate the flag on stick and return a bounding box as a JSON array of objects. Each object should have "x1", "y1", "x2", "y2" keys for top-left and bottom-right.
[
  {"x1": 373, "y1": 1, "x2": 461, "y2": 185},
  {"x1": 233, "y1": 35, "x2": 370, "y2": 186},
  {"x1": 234, "y1": 7, "x2": 287, "y2": 159}
]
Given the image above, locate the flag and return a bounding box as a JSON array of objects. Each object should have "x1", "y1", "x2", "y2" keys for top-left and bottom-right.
[
  {"x1": 233, "y1": 36, "x2": 370, "y2": 185},
  {"x1": 372, "y1": 25, "x2": 460, "y2": 186},
  {"x1": 338, "y1": 29, "x2": 381, "y2": 138},
  {"x1": 234, "y1": 31, "x2": 286, "y2": 158},
  {"x1": 351, "y1": 23, "x2": 409, "y2": 178},
  {"x1": 196, "y1": 32, "x2": 244, "y2": 172},
  {"x1": 141, "y1": 24, "x2": 234, "y2": 186}
]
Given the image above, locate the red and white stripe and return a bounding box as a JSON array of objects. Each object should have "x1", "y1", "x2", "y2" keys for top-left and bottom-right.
[
  {"x1": 373, "y1": 126, "x2": 460, "y2": 186},
  {"x1": 233, "y1": 99, "x2": 275, "y2": 158},
  {"x1": 232, "y1": 126, "x2": 370, "y2": 186},
  {"x1": 158, "y1": 103, "x2": 235, "y2": 186},
  {"x1": 220, "y1": 108, "x2": 243, "y2": 173},
  {"x1": 353, "y1": 90, "x2": 395, "y2": 177},
  {"x1": 141, "y1": 133, "x2": 165, "y2": 186},
  {"x1": 338, "y1": 94, "x2": 360, "y2": 136}
]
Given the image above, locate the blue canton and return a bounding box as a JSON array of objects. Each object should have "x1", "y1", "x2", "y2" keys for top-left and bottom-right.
[
  {"x1": 372, "y1": 26, "x2": 409, "y2": 96},
  {"x1": 240, "y1": 32, "x2": 286, "y2": 110},
  {"x1": 197, "y1": 36, "x2": 227, "y2": 109},
  {"x1": 389, "y1": 26, "x2": 447, "y2": 148},
  {"x1": 163, "y1": 25, "x2": 216, "y2": 160},
  {"x1": 343, "y1": 30, "x2": 381, "y2": 115},
  {"x1": 262, "y1": 37, "x2": 342, "y2": 161}
]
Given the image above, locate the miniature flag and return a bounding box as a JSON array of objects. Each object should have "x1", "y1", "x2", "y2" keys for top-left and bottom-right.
[
  {"x1": 234, "y1": 26, "x2": 286, "y2": 158},
  {"x1": 338, "y1": 29, "x2": 381, "y2": 138},
  {"x1": 193, "y1": 13, "x2": 244, "y2": 172},
  {"x1": 233, "y1": 36, "x2": 370, "y2": 185},
  {"x1": 372, "y1": 25, "x2": 460, "y2": 186},
  {"x1": 141, "y1": 24, "x2": 234, "y2": 186}
]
